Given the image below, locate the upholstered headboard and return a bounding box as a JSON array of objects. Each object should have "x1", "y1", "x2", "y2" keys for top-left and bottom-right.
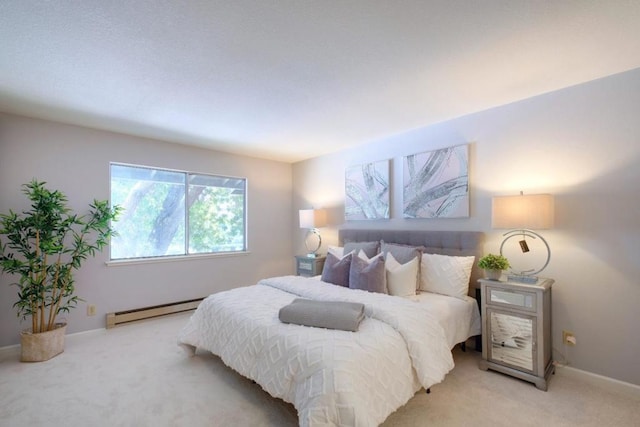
[{"x1": 338, "y1": 228, "x2": 485, "y2": 294}]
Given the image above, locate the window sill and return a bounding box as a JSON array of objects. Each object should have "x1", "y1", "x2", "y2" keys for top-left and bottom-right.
[{"x1": 105, "y1": 251, "x2": 251, "y2": 267}]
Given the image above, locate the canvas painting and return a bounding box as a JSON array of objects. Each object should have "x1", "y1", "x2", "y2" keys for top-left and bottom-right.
[
  {"x1": 345, "y1": 160, "x2": 390, "y2": 220},
  {"x1": 403, "y1": 144, "x2": 469, "y2": 218}
]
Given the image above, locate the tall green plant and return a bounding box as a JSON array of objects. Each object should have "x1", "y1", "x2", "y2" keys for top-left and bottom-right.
[{"x1": 0, "y1": 180, "x2": 121, "y2": 333}]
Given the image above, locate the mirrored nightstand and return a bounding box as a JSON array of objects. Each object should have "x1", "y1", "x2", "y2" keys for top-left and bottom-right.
[{"x1": 478, "y1": 277, "x2": 554, "y2": 390}]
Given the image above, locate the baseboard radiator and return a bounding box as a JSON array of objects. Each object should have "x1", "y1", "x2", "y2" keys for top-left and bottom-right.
[{"x1": 106, "y1": 298, "x2": 203, "y2": 329}]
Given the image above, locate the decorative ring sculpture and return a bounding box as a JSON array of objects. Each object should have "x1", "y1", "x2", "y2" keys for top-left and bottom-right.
[
  {"x1": 499, "y1": 229, "x2": 550, "y2": 279},
  {"x1": 304, "y1": 228, "x2": 322, "y2": 256}
]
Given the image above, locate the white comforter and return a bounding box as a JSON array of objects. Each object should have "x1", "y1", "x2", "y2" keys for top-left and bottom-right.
[{"x1": 178, "y1": 275, "x2": 455, "y2": 426}]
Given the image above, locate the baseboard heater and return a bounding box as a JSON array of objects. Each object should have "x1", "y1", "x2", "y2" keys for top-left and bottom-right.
[{"x1": 106, "y1": 298, "x2": 203, "y2": 329}]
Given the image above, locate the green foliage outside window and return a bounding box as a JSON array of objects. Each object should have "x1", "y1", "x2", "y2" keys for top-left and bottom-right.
[{"x1": 110, "y1": 164, "x2": 246, "y2": 260}]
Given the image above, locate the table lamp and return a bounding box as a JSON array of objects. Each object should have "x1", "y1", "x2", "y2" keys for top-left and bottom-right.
[
  {"x1": 299, "y1": 208, "x2": 327, "y2": 257},
  {"x1": 492, "y1": 192, "x2": 554, "y2": 283}
]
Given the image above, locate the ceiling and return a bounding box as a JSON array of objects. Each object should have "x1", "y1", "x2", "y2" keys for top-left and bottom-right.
[{"x1": 2, "y1": 1, "x2": 640, "y2": 163}]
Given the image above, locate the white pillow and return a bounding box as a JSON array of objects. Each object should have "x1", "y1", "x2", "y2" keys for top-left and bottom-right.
[
  {"x1": 385, "y1": 253, "x2": 418, "y2": 297},
  {"x1": 328, "y1": 246, "x2": 345, "y2": 258},
  {"x1": 419, "y1": 253, "x2": 475, "y2": 300},
  {"x1": 357, "y1": 249, "x2": 384, "y2": 263}
]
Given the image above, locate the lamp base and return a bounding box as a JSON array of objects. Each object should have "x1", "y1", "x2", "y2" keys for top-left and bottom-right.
[
  {"x1": 304, "y1": 228, "x2": 322, "y2": 257},
  {"x1": 507, "y1": 274, "x2": 539, "y2": 284},
  {"x1": 500, "y1": 229, "x2": 551, "y2": 283}
]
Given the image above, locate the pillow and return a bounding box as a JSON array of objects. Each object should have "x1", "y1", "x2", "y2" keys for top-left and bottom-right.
[
  {"x1": 321, "y1": 252, "x2": 353, "y2": 287},
  {"x1": 357, "y1": 249, "x2": 384, "y2": 263},
  {"x1": 381, "y1": 241, "x2": 422, "y2": 264},
  {"x1": 344, "y1": 241, "x2": 380, "y2": 259},
  {"x1": 279, "y1": 298, "x2": 365, "y2": 332},
  {"x1": 349, "y1": 255, "x2": 387, "y2": 294},
  {"x1": 381, "y1": 241, "x2": 421, "y2": 290},
  {"x1": 385, "y1": 253, "x2": 419, "y2": 297},
  {"x1": 327, "y1": 245, "x2": 345, "y2": 258},
  {"x1": 419, "y1": 253, "x2": 475, "y2": 299}
]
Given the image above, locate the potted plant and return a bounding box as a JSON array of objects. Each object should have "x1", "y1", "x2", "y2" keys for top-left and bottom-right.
[
  {"x1": 478, "y1": 253, "x2": 510, "y2": 280},
  {"x1": 0, "y1": 180, "x2": 120, "y2": 362}
]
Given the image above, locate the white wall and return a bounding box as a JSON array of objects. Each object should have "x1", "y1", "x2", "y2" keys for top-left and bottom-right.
[
  {"x1": 0, "y1": 114, "x2": 293, "y2": 347},
  {"x1": 292, "y1": 68, "x2": 640, "y2": 386}
]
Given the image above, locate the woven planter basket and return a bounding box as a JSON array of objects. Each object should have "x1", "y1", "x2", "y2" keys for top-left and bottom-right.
[{"x1": 20, "y1": 323, "x2": 67, "y2": 362}]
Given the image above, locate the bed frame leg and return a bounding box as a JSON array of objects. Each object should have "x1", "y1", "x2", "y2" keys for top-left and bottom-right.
[
  {"x1": 179, "y1": 343, "x2": 197, "y2": 357},
  {"x1": 461, "y1": 342, "x2": 466, "y2": 352},
  {"x1": 426, "y1": 388, "x2": 431, "y2": 394}
]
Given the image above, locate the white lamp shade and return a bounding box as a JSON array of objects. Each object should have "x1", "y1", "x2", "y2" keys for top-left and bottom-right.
[
  {"x1": 299, "y1": 209, "x2": 327, "y2": 229},
  {"x1": 492, "y1": 194, "x2": 554, "y2": 229}
]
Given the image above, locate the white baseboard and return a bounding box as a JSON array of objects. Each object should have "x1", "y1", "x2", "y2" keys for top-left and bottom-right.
[
  {"x1": 0, "y1": 343, "x2": 20, "y2": 357},
  {"x1": 0, "y1": 327, "x2": 107, "y2": 357},
  {"x1": 558, "y1": 365, "x2": 640, "y2": 394}
]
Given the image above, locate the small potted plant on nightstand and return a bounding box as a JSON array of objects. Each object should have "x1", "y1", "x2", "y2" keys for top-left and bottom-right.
[{"x1": 478, "y1": 253, "x2": 510, "y2": 280}]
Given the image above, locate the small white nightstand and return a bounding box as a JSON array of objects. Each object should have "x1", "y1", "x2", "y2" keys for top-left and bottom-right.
[
  {"x1": 295, "y1": 255, "x2": 326, "y2": 277},
  {"x1": 478, "y1": 277, "x2": 554, "y2": 391}
]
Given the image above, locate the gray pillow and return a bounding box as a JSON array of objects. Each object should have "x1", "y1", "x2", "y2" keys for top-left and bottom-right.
[
  {"x1": 321, "y1": 252, "x2": 352, "y2": 287},
  {"x1": 381, "y1": 241, "x2": 422, "y2": 264},
  {"x1": 344, "y1": 241, "x2": 380, "y2": 258},
  {"x1": 349, "y1": 255, "x2": 387, "y2": 294},
  {"x1": 279, "y1": 298, "x2": 365, "y2": 332}
]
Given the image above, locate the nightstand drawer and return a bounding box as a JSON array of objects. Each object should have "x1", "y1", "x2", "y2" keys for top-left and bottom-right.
[
  {"x1": 295, "y1": 255, "x2": 326, "y2": 277},
  {"x1": 486, "y1": 286, "x2": 537, "y2": 312},
  {"x1": 298, "y1": 260, "x2": 314, "y2": 271}
]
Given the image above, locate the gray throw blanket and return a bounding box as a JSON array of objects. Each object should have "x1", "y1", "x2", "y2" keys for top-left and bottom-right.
[{"x1": 279, "y1": 298, "x2": 365, "y2": 332}]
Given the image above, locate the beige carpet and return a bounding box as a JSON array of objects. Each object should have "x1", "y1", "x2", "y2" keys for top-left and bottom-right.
[{"x1": 1, "y1": 313, "x2": 638, "y2": 427}]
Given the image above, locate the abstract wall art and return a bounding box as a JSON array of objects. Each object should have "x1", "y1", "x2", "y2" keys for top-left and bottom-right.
[
  {"x1": 345, "y1": 160, "x2": 390, "y2": 220},
  {"x1": 403, "y1": 144, "x2": 469, "y2": 218}
]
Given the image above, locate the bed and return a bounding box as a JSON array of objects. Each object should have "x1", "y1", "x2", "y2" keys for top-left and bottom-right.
[{"x1": 178, "y1": 228, "x2": 484, "y2": 426}]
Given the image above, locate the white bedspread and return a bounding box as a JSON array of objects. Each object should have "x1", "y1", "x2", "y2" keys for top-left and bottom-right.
[
  {"x1": 178, "y1": 275, "x2": 455, "y2": 427},
  {"x1": 410, "y1": 291, "x2": 481, "y2": 349}
]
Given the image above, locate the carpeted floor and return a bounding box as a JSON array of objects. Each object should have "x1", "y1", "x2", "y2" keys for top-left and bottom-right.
[{"x1": 1, "y1": 312, "x2": 638, "y2": 426}]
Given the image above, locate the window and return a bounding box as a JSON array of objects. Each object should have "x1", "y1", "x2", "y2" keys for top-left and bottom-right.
[{"x1": 110, "y1": 163, "x2": 246, "y2": 260}]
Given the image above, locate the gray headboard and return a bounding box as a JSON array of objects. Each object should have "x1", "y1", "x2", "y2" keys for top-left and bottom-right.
[{"x1": 338, "y1": 228, "x2": 485, "y2": 294}]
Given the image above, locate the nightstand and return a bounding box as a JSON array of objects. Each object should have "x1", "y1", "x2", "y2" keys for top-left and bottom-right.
[
  {"x1": 478, "y1": 277, "x2": 554, "y2": 390},
  {"x1": 295, "y1": 255, "x2": 326, "y2": 277}
]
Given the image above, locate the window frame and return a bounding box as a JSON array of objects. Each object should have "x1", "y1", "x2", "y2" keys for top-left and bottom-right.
[{"x1": 108, "y1": 162, "x2": 248, "y2": 262}]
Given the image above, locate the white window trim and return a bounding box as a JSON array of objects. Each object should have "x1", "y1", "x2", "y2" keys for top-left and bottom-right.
[{"x1": 105, "y1": 250, "x2": 251, "y2": 267}]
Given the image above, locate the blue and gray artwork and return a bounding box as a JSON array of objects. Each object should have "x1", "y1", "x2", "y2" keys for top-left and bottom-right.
[
  {"x1": 403, "y1": 144, "x2": 469, "y2": 218},
  {"x1": 345, "y1": 160, "x2": 390, "y2": 220}
]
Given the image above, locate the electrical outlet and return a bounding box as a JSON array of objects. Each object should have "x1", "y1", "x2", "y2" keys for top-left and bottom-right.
[
  {"x1": 87, "y1": 304, "x2": 97, "y2": 316},
  {"x1": 563, "y1": 330, "x2": 576, "y2": 346}
]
